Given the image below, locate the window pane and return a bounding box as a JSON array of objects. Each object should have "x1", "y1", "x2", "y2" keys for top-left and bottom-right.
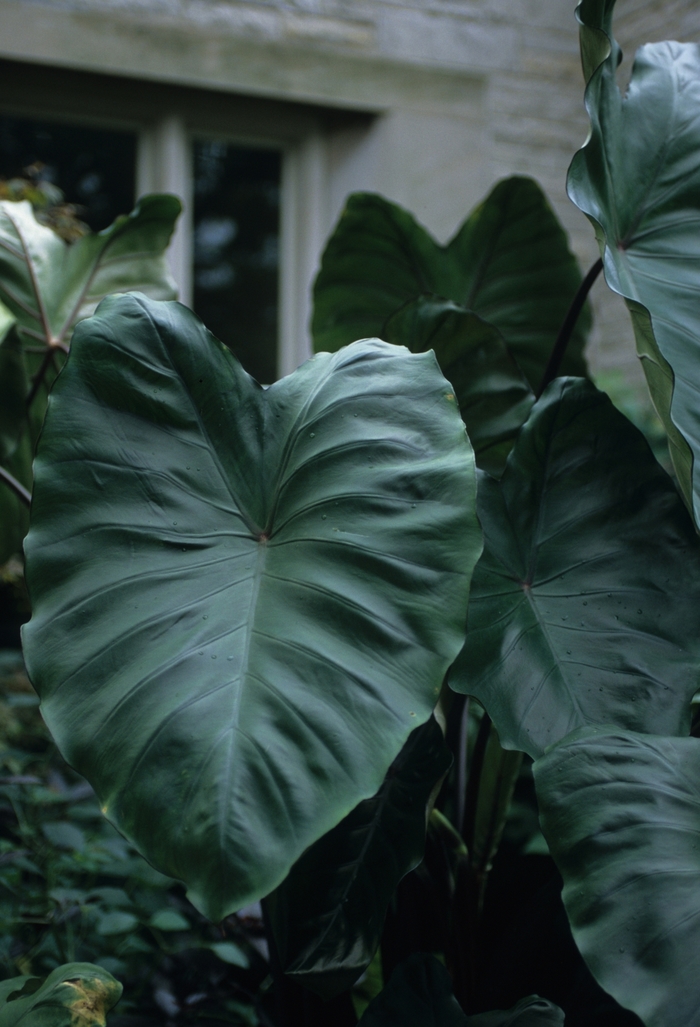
[
  {"x1": 0, "y1": 116, "x2": 136, "y2": 232},
  {"x1": 193, "y1": 141, "x2": 281, "y2": 384}
]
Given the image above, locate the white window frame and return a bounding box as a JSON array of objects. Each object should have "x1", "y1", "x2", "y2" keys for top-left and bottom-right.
[{"x1": 0, "y1": 60, "x2": 374, "y2": 377}]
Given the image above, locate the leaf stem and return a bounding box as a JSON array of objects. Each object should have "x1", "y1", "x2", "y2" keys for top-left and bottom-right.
[
  {"x1": 26, "y1": 348, "x2": 56, "y2": 410},
  {"x1": 536, "y1": 256, "x2": 603, "y2": 399},
  {"x1": 0, "y1": 465, "x2": 31, "y2": 506}
]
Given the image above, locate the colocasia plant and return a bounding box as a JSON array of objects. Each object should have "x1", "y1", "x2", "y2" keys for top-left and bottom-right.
[{"x1": 2, "y1": 1, "x2": 700, "y2": 1025}]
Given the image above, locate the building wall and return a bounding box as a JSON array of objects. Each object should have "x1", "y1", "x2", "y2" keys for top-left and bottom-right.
[{"x1": 0, "y1": 0, "x2": 698, "y2": 388}]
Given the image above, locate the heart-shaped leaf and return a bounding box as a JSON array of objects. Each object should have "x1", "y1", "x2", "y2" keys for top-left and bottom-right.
[
  {"x1": 384, "y1": 298, "x2": 534, "y2": 476},
  {"x1": 450, "y1": 377, "x2": 700, "y2": 759},
  {"x1": 22, "y1": 293, "x2": 480, "y2": 922},
  {"x1": 568, "y1": 0, "x2": 700, "y2": 524},
  {"x1": 266, "y1": 715, "x2": 451, "y2": 998},
  {"x1": 357, "y1": 954, "x2": 563, "y2": 1027},
  {"x1": 534, "y1": 725, "x2": 700, "y2": 1027},
  {"x1": 312, "y1": 177, "x2": 590, "y2": 390},
  {"x1": 0, "y1": 963, "x2": 122, "y2": 1027}
]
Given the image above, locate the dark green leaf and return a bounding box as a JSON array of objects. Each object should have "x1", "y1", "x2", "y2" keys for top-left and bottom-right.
[
  {"x1": 450, "y1": 377, "x2": 700, "y2": 758},
  {"x1": 312, "y1": 177, "x2": 589, "y2": 390},
  {"x1": 148, "y1": 909, "x2": 189, "y2": 932},
  {"x1": 22, "y1": 293, "x2": 480, "y2": 922},
  {"x1": 384, "y1": 298, "x2": 534, "y2": 476},
  {"x1": 534, "y1": 725, "x2": 700, "y2": 1027},
  {"x1": 568, "y1": 0, "x2": 700, "y2": 524},
  {"x1": 266, "y1": 716, "x2": 451, "y2": 998},
  {"x1": 0, "y1": 962, "x2": 122, "y2": 1027},
  {"x1": 357, "y1": 954, "x2": 563, "y2": 1027}
]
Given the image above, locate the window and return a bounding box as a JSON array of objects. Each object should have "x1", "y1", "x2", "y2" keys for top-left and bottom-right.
[{"x1": 0, "y1": 59, "x2": 374, "y2": 383}]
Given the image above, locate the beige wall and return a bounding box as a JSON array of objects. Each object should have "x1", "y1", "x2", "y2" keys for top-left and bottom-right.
[{"x1": 0, "y1": 0, "x2": 698, "y2": 391}]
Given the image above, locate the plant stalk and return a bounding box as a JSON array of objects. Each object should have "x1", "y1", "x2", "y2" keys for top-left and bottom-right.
[
  {"x1": 536, "y1": 256, "x2": 603, "y2": 398},
  {"x1": 0, "y1": 465, "x2": 31, "y2": 506}
]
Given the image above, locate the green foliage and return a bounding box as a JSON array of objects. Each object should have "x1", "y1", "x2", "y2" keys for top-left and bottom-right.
[
  {"x1": 451, "y1": 377, "x2": 700, "y2": 758},
  {"x1": 383, "y1": 298, "x2": 534, "y2": 476},
  {"x1": 534, "y1": 726, "x2": 700, "y2": 1027},
  {"x1": 0, "y1": 194, "x2": 180, "y2": 563},
  {"x1": 22, "y1": 293, "x2": 480, "y2": 922},
  {"x1": 0, "y1": 653, "x2": 265, "y2": 1024},
  {"x1": 265, "y1": 717, "x2": 451, "y2": 998},
  {"x1": 568, "y1": 0, "x2": 700, "y2": 526},
  {"x1": 357, "y1": 955, "x2": 563, "y2": 1027},
  {"x1": 6, "y1": 0, "x2": 700, "y2": 1023},
  {"x1": 0, "y1": 962, "x2": 122, "y2": 1027},
  {"x1": 312, "y1": 177, "x2": 590, "y2": 391}
]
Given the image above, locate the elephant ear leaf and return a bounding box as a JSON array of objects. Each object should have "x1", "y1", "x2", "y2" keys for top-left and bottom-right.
[
  {"x1": 22, "y1": 293, "x2": 480, "y2": 922},
  {"x1": 312, "y1": 177, "x2": 589, "y2": 391},
  {"x1": 265, "y1": 716, "x2": 451, "y2": 999},
  {"x1": 358, "y1": 954, "x2": 563, "y2": 1027},
  {"x1": 450, "y1": 377, "x2": 700, "y2": 759},
  {"x1": 534, "y1": 726, "x2": 700, "y2": 1027},
  {"x1": 568, "y1": 0, "x2": 700, "y2": 526},
  {"x1": 384, "y1": 297, "x2": 534, "y2": 476},
  {"x1": 0, "y1": 962, "x2": 122, "y2": 1027}
]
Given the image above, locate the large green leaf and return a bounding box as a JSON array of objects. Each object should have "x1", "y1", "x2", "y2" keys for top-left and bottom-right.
[
  {"x1": 568, "y1": 0, "x2": 700, "y2": 524},
  {"x1": 358, "y1": 954, "x2": 563, "y2": 1027},
  {"x1": 534, "y1": 725, "x2": 700, "y2": 1027},
  {"x1": 312, "y1": 177, "x2": 590, "y2": 390},
  {"x1": 266, "y1": 715, "x2": 451, "y2": 998},
  {"x1": 384, "y1": 298, "x2": 534, "y2": 476},
  {"x1": 0, "y1": 962, "x2": 122, "y2": 1026},
  {"x1": 0, "y1": 303, "x2": 26, "y2": 464},
  {"x1": 450, "y1": 377, "x2": 700, "y2": 759},
  {"x1": 22, "y1": 293, "x2": 480, "y2": 922}
]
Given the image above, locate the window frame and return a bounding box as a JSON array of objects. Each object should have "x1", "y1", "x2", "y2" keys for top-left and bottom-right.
[{"x1": 0, "y1": 58, "x2": 372, "y2": 377}]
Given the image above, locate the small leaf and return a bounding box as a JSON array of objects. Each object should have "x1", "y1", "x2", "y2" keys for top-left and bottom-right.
[
  {"x1": 266, "y1": 716, "x2": 452, "y2": 997},
  {"x1": 0, "y1": 962, "x2": 122, "y2": 1026},
  {"x1": 534, "y1": 726, "x2": 700, "y2": 1027},
  {"x1": 96, "y1": 912, "x2": 139, "y2": 936},
  {"x1": 451, "y1": 377, "x2": 700, "y2": 758},
  {"x1": 384, "y1": 298, "x2": 534, "y2": 476},
  {"x1": 312, "y1": 177, "x2": 589, "y2": 390},
  {"x1": 42, "y1": 821, "x2": 86, "y2": 852},
  {"x1": 148, "y1": 909, "x2": 190, "y2": 932},
  {"x1": 23, "y1": 293, "x2": 480, "y2": 922},
  {"x1": 210, "y1": 941, "x2": 249, "y2": 967},
  {"x1": 568, "y1": 0, "x2": 700, "y2": 526}
]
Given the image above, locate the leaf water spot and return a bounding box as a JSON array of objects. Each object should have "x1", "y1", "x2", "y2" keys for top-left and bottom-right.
[
  {"x1": 202, "y1": 615, "x2": 208, "y2": 620},
  {"x1": 322, "y1": 514, "x2": 327, "y2": 520},
  {"x1": 211, "y1": 655, "x2": 217, "y2": 660},
  {"x1": 409, "y1": 711, "x2": 416, "y2": 717},
  {"x1": 566, "y1": 650, "x2": 572, "y2": 655},
  {"x1": 198, "y1": 651, "x2": 204, "y2": 656},
  {"x1": 227, "y1": 656, "x2": 234, "y2": 662},
  {"x1": 583, "y1": 601, "x2": 588, "y2": 606},
  {"x1": 411, "y1": 503, "x2": 417, "y2": 508},
  {"x1": 637, "y1": 608, "x2": 643, "y2": 614},
  {"x1": 309, "y1": 432, "x2": 315, "y2": 438},
  {"x1": 353, "y1": 413, "x2": 358, "y2": 417}
]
